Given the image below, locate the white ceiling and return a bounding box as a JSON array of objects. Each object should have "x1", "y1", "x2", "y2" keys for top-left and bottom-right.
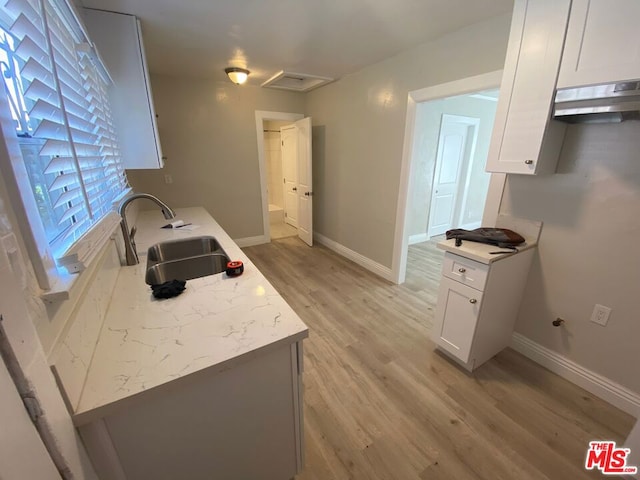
[{"x1": 79, "y1": 0, "x2": 514, "y2": 86}]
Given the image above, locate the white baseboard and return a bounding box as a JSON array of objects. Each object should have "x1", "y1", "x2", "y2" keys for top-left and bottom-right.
[
  {"x1": 408, "y1": 233, "x2": 429, "y2": 245},
  {"x1": 234, "y1": 235, "x2": 268, "y2": 248},
  {"x1": 314, "y1": 233, "x2": 393, "y2": 282},
  {"x1": 511, "y1": 333, "x2": 640, "y2": 417}
]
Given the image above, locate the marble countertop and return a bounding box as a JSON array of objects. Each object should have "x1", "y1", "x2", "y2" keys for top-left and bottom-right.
[{"x1": 73, "y1": 207, "x2": 309, "y2": 425}]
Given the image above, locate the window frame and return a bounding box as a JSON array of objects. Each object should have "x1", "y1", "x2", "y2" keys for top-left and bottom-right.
[{"x1": 0, "y1": 0, "x2": 129, "y2": 297}]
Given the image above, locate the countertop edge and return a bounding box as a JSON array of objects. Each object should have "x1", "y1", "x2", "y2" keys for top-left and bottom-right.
[
  {"x1": 437, "y1": 239, "x2": 537, "y2": 264},
  {"x1": 72, "y1": 329, "x2": 309, "y2": 426}
]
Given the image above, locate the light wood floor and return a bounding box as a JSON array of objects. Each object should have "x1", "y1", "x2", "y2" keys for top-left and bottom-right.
[
  {"x1": 271, "y1": 219, "x2": 299, "y2": 240},
  {"x1": 243, "y1": 238, "x2": 634, "y2": 480}
]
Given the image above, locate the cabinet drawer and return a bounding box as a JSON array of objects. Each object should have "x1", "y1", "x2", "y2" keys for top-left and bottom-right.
[{"x1": 442, "y1": 252, "x2": 488, "y2": 291}]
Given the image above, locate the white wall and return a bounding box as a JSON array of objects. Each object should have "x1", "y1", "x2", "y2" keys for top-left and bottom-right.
[
  {"x1": 408, "y1": 93, "x2": 497, "y2": 238},
  {"x1": 127, "y1": 76, "x2": 305, "y2": 240},
  {"x1": 501, "y1": 121, "x2": 640, "y2": 394},
  {"x1": 0, "y1": 161, "x2": 97, "y2": 478},
  {"x1": 304, "y1": 14, "x2": 511, "y2": 266}
]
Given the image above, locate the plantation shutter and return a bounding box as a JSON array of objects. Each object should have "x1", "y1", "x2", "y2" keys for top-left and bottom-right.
[
  {"x1": 2, "y1": 0, "x2": 128, "y2": 247},
  {"x1": 77, "y1": 44, "x2": 128, "y2": 214},
  {"x1": 3, "y1": 0, "x2": 84, "y2": 240}
]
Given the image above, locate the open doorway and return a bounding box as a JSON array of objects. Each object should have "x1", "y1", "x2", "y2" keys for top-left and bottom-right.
[
  {"x1": 409, "y1": 92, "x2": 498, "y2": 246},
  {"x1": 391, "y1": 71, "x2": 504, "y2": 285},
  {"x1": 255, "y1": 111, "x2": 314, "y2": 245},
  {"x1": 264, "y1": 120, "x2": 298, "y2": 239}
]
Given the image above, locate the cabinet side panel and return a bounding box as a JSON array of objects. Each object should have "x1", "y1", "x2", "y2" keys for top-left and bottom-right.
[
  {"x1": 78, "y1": 420, "x2": 127, "y2": 480},
  {"x1": 82, "y1": 9, "x2": 162, "y2": 169},
  {"x1": 470, "y1": 249, "x2": 534, "y2": 367},
  {"x1": 104, "y1": 345, "x2": 298, "y2": 480}
]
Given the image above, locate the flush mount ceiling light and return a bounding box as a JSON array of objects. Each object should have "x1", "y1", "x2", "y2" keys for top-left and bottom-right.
[{"x1": 225, "y1": 67, "x2": 250, "y2": 85}]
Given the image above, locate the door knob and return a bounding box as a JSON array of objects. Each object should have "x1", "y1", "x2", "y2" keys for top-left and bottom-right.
[
  {"x1": 305, "y1": 192, "x2": 313, "y2": 196},
  {"x1": 469, "y1": 299, "x2": 477, "y2": 304},
  {"x1": 292, "y1": 187, "x2": 297, "y2": 191}
]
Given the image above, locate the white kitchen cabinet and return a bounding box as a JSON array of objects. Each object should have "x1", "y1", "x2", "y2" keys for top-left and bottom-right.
[
  {"x1": 78, "y1": 342, "x2": 305, "y2": 480},
  {"x1": 485, "y1": 0, "x2": 570, "y2": 175},
  {"x1": 557, "y1": 0, "x2": 640, "y2": 89},
  {"x1": 432, "y1": 249, "x2": 534, "y2": 371},
  {"x1": 82, "y1": 9, "x2": 164, "y2": 169}
]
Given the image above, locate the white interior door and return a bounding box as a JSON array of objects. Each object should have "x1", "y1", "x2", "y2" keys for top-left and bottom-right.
[
  {"x1": 281, "y1": 126, "x2": 298, "y2": 228},
  {"x1": 428, "y1": 116, "x2": 470, "y2": 237},
  {"x1": 295, "y1": 117, "x2": 313, "y2": 246}
]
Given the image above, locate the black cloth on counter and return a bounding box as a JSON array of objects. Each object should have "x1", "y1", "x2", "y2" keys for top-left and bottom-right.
[
  {"x1": 445, "y1": 227, "x2": 525, "y2": 248},
  {"x1": 151, "y1": 279, "x2": 186, "y2": 299}
]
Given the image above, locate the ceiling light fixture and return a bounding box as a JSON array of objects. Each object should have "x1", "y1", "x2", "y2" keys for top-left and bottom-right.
[{"x1": 225, "y1": 67, "x2": 250, "y2": 85}]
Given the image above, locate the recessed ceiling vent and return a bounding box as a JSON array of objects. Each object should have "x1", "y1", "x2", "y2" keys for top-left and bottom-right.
[{"x1": 261, "y1": 70, "x2": 333, "y2": 92}]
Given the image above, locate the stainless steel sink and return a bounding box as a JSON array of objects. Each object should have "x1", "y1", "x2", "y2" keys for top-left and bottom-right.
[
  {"x1": 147, "y1": 236, "x2": 224, "y2": 262},
  {"x1": 145, "y1": 236, "x2": 229, "y2": 285},
  {"x1": 145, "y1": 253, "x2": 229, "y2": 285}
]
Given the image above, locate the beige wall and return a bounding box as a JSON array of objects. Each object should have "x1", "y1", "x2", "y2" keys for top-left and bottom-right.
[
  {"x1": 127, "y1": 77, "x2": 305, "y2": 239},
  {"x1": 501, "y1": 121, "x2": 640, "y2": 393},
  {"x1": 408, "y1": 94, "x2": 497, "y2": 238},
  {"x1": 304, "y1": 14, "x2": 511, "y2": 267}
]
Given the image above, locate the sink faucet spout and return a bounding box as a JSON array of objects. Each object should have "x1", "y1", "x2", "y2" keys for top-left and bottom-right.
[{"x1": 118, "y1": 193, "x2": 176, "y2": 265}]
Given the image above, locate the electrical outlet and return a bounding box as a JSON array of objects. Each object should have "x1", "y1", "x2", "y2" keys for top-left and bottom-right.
[
  {"x1": 164, "y1": 174, "x2": 173, "y2": 184},
  {"x1": 590, "y1": 304, "x2": 611, "y2": 326}
]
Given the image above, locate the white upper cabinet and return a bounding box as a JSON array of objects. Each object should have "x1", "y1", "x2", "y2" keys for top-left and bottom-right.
[
  {"x1": 485, "y1": 0, "x2": 570, "y2": 175},
  {"x1": 558, "y1": 0, "x2": 640, "y2": 89},
  {"x1": 83, "y1": 9, "x2": 164, "y2": 170}
]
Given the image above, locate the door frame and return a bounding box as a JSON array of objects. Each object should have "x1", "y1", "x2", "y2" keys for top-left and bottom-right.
[
  {"x1": 255, "y1": 111, "x2": 304, "y2": 243},
  {"x1": 280, "y1": 124, "x2": 298, "y2": 228},
  {"x1": 391, "y1": 70, "x2": 505, "y2": 284},
  {"x1": 427, "y1": 113, "x2": 480, "y2": 238}
]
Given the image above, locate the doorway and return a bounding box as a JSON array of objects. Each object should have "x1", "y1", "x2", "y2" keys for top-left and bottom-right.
[
  {"x1": 427, "y1": 114, "x2": 480, "y2": 238},
  {"x1": 255, "y1": 111, "x2": 314, "y2": 245},
  {"x1": 263, "y1": 120, "x2": 298, "y2": 240},
  {"x1": 391, "y1": 71, "x2": 504, "y2": 284}
]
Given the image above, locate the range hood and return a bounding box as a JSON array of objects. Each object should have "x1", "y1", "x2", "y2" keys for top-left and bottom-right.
[{"x1": 553, "y1": 81, "x2": 640, "y2": 123}]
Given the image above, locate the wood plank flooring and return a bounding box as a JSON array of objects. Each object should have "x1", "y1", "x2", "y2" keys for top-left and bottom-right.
[{"x1": 243, "y1": 237, "x2": 634, "y2": 480}]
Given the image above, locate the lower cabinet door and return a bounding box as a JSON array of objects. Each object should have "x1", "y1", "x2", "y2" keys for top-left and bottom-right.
[{"x1": 432, "y1": 277, "x2": 483, "y2": 363}]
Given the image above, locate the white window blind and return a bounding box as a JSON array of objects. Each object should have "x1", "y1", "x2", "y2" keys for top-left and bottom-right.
[{"x1": 1, "y1": 0, "x2": 128, "y2": 254}]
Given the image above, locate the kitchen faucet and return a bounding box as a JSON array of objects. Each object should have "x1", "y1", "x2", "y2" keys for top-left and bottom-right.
[{"x1": 118, "y1": 193, "x2": 176, "y2": 265}]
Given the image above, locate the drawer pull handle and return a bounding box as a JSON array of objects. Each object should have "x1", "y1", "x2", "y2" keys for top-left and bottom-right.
[
  {"x1": 469, "y1": 299, "x2": 477, "y2": 304},
  {"x1": 458, "y1": 268, "x2": 466, "y2": 273},
  {"x1": 524, "y1": 159, "x2": 534, "y2": 165}
]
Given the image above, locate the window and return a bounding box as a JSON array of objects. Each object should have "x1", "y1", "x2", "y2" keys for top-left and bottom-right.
[{"x1": 0, "y1": 0, "x2": 128, "y2": 262}]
